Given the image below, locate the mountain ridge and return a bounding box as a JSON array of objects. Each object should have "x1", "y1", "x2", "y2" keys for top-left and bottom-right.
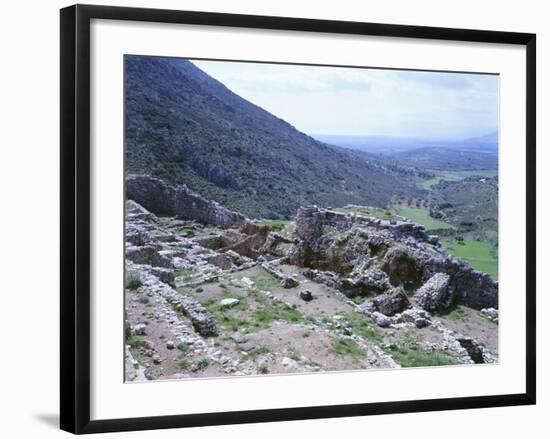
[{"x1": 125, "y1": 56, "x2": 425, "y2": 218}]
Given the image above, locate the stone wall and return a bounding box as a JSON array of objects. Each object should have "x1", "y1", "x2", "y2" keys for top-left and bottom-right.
[{"x1": 126, "y1": 175, "x2": 246, "y2": 229}]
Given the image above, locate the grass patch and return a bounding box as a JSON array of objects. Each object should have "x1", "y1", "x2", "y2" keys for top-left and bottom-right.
[
  {"x1": 157, "y1": 217, "x2": 173, "y2": 227},
  {"x1": 346, "y1": 313, "x2": 383, "y2": 343},
  {"x1": 178, "y1": 359, "x2": 190, "y2": 370},
  {"x1": 421, "y1": 177, "x2": 444, "y2": 189},
  {"x1": 253, "y1": 304, "x2": 302, "y2": 326},
  {"x1": 287, "y1": 346, "x2": 301, "y2": 361},
  {"x1": 126, "y1": 334, "x2": 145, "y2": 350},
  {"x1": 422, "y1": 170, "x2": 498, "y2": 190},
  {"x1": 444, "y1": 170, "x2": 498, "y2": 179},
  {"x1": 442, "y1": 239, "x2": 498, "y2": 279},
  {"x1": 332, "y1": 338, "x2": 365, "y2": 359},
  {"x1": 125, "y1": 271, "x2": 143, "y2": 290},
  {"x1": 246, "y1": 289, "x2": 269, "y2": 304},
  {"x1": 195, "y1": 358, "x2": 209, "y2": 370},
  {"x1": 243, "y1": 346, "x2": 270, "y2": 360},
  {"x1": 333, "y1": 206, "x2": 400, "y2": 220},
  {"x1": 249, "y1": 273, "x2": 281, "y2": 291},
  {"x1": 392, "y1": 206, "x2": 455, "y2": 231},
  {"x1": 176, "y1": 268, "x2": 196, "y2": 283},
  {"x1": 262, "y1": 219, "x2": 291, "y2": 232},
  {"x1": 384, "y1": 333, "x2": 457, "y2": 367},
  {"x1": 435, "y1": 305, "x2": 467, "y2": 321},
  {"x1": 200, "y1": 287, "x2": 302, "y2": 334}
]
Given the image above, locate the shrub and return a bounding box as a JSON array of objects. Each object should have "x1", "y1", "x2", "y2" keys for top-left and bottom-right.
[{"x1": 125, "y1": 271, "x2": 143, "y2": 290}]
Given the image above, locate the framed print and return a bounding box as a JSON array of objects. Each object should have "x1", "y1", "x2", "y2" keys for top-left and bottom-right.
[{"x1": 60, "y1": 4, "x2": 536, "y2": 434}]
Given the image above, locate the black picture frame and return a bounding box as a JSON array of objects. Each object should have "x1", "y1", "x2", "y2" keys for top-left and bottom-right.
[{"x1": 60, "y1": 4, "x2": 536, "y2": 434}]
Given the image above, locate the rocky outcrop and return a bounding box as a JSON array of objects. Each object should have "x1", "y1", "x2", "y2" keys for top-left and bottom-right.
[
  {"x1": 126, "y1": 245, "x2": 173, "y2": 268},
  {"x1": 415, "y1": 273, "x2": 452, "y2": 311},
  {"x1": 292, "y1": 206, "x2": 498, "y2": 310},
  {"x1": 190, "y1": 156, "x2": 240, "y2": 190},
  {"x1": 381, "y1": 246, "x2": 424, "y2": 289},
  {"x1": 176, "y1": 184, "x2": 246, "y2": 229},
  {"x1": 124, "y1": 193, "x2": 498, "y2": 379},
  {"x1": 372, "y1": 287, "x2": 410, "y2": 316},
  {"x1": 126, "y1": 175, "x2": 246, "y2": 228},
  {"x1": 423, "y1": 256, "x2": 497, "y2": 310},
  {"x1": 126, "y1": 176, "x2": 178, "y2": 217}
]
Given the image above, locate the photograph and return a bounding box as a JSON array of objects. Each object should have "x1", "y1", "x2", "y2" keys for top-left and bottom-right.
[{"x1": 123, "y1": 55, "x2": 500, "y2": 381}]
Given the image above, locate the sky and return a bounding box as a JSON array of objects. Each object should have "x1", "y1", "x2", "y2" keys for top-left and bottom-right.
[{"x1": 192, "y1": 59, "x2": 499, "y2": 140}]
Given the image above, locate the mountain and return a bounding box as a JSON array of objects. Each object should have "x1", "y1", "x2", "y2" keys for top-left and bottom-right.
[{"x1": 125, "y1": 56, "x2": 425, "y2": 219}]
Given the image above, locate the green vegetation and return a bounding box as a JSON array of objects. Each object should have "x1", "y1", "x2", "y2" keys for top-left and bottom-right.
[
  {"x1": 126, "y1": 334, "x2": 145, "y2": 350},
  {"x1": 429, "y1": 176, "x2": 498, "y2": 245},
  {"x1": 392, "y1": 147, "x2": 497, "y2": 171},
  {"x1": 287, "y1": 346, "x2": 301, "y2": 361},
  {"x1": 249, "y1": 273, "x2": 280, "y2": 291},
  {"x1": 442, "y1": 239, "x2": 498, "y2": 279},
  {"x1": 421, "y1": 177, "x2": 444, "y2": 189},
  {"x1": 422, "y1": 170, "x2": 498, "y2": 189},
  {"x1": 177, "y1": 342, "x2": 190, "y2": 354},
  {"x1": 253, "y1": 304, "x2": 302, "y2": 326},
  {"x1": 178, "y1": 359, "x2": 190, "y2": 370},
  {"x1": 157, "y1": 217, "x2": 173, "y2": 227},
  {"x1": 243, "y1": 346, "x2": 270, "y2": 360},
  {"x1": 435, "y1": 305, "x2": 467, "y2": 321},
  {"x1": 332, "y1": 338, "x2": 365, "y2": 359},
  {"x1": 444, "y1": 170, "x2": 498, "y2": 179},
  {"x1": 137, "y1": 295, "x2": 150, "y2": 305},
  {"x1": 383, "y1": 333, "x2": 457, "y2": 367},
  {"x1": 345, "y1": 313, "x2": 383, "y2": 343},
  {"x1": 200, "y1": 294, "x2": 302, "y2": 334},
  {"x1": 125, "y1": 271, "x2": 143, "y2": 290},
  {"x1": 125, "y1": 56, "x2": 425, "y2": 219},
  {"x1": 260, "y1": 219, "x2": 291, "y2": 232},
  {"x1": 195, "y1": 359, "x2": 209, "y2": 370},
  {"x1": 176, "y1": 268, "x2": 195, "y2": 284},
  {"x1": 392, "y1": 206, "x2": 455, "y2": 230},
  {"x1": 334, "y1": 206, "x2": 400, "y2": 220}
]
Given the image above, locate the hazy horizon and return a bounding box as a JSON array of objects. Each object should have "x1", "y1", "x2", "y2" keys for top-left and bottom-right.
[{"x1": 192, "y1": 59, "x2": 499, "y2": 140}]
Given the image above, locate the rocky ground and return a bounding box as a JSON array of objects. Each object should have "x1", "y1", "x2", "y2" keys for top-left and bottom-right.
[{"x1": 124, "y1": 176, "x2": 498, "y2": 382}]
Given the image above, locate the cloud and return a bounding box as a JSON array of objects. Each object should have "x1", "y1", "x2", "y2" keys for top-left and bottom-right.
[{"x1": 192, "y1": 59, "x2": 498, "y2": 139}]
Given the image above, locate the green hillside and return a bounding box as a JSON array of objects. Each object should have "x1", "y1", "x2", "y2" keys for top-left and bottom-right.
[{"x1": 124, "y1": 56, "x2": 425, "y2": 219}]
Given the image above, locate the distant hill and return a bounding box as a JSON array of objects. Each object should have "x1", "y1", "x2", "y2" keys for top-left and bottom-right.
[
  {"x1": 389, "y1": 147, "x2": 498, "y2": 171},
  {"x1": 430, "y1": 176, "x2": 498, "y2": 244},
  {"x1": 125, "y1": 56, "x2": 425, "y2": 218},
  {"x1": 313, "y1": 134, "x2": 498, "y2": 169},
  {"x1": 465, "y1": 131, "x2": 498, "y2": 144}
]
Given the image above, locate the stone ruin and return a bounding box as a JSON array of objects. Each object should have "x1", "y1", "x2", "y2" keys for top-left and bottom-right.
[
  {"x1": 124, "y1": 177, "x2": 499, "y2": 376},
  {"x1": 289, "y1": 206, "x2": 498, "y2": 312}
]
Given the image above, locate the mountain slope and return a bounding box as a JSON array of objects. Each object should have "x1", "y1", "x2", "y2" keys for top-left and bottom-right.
[{"x1": 125, "y1": 56, "x2": 424, "y2": 218}]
